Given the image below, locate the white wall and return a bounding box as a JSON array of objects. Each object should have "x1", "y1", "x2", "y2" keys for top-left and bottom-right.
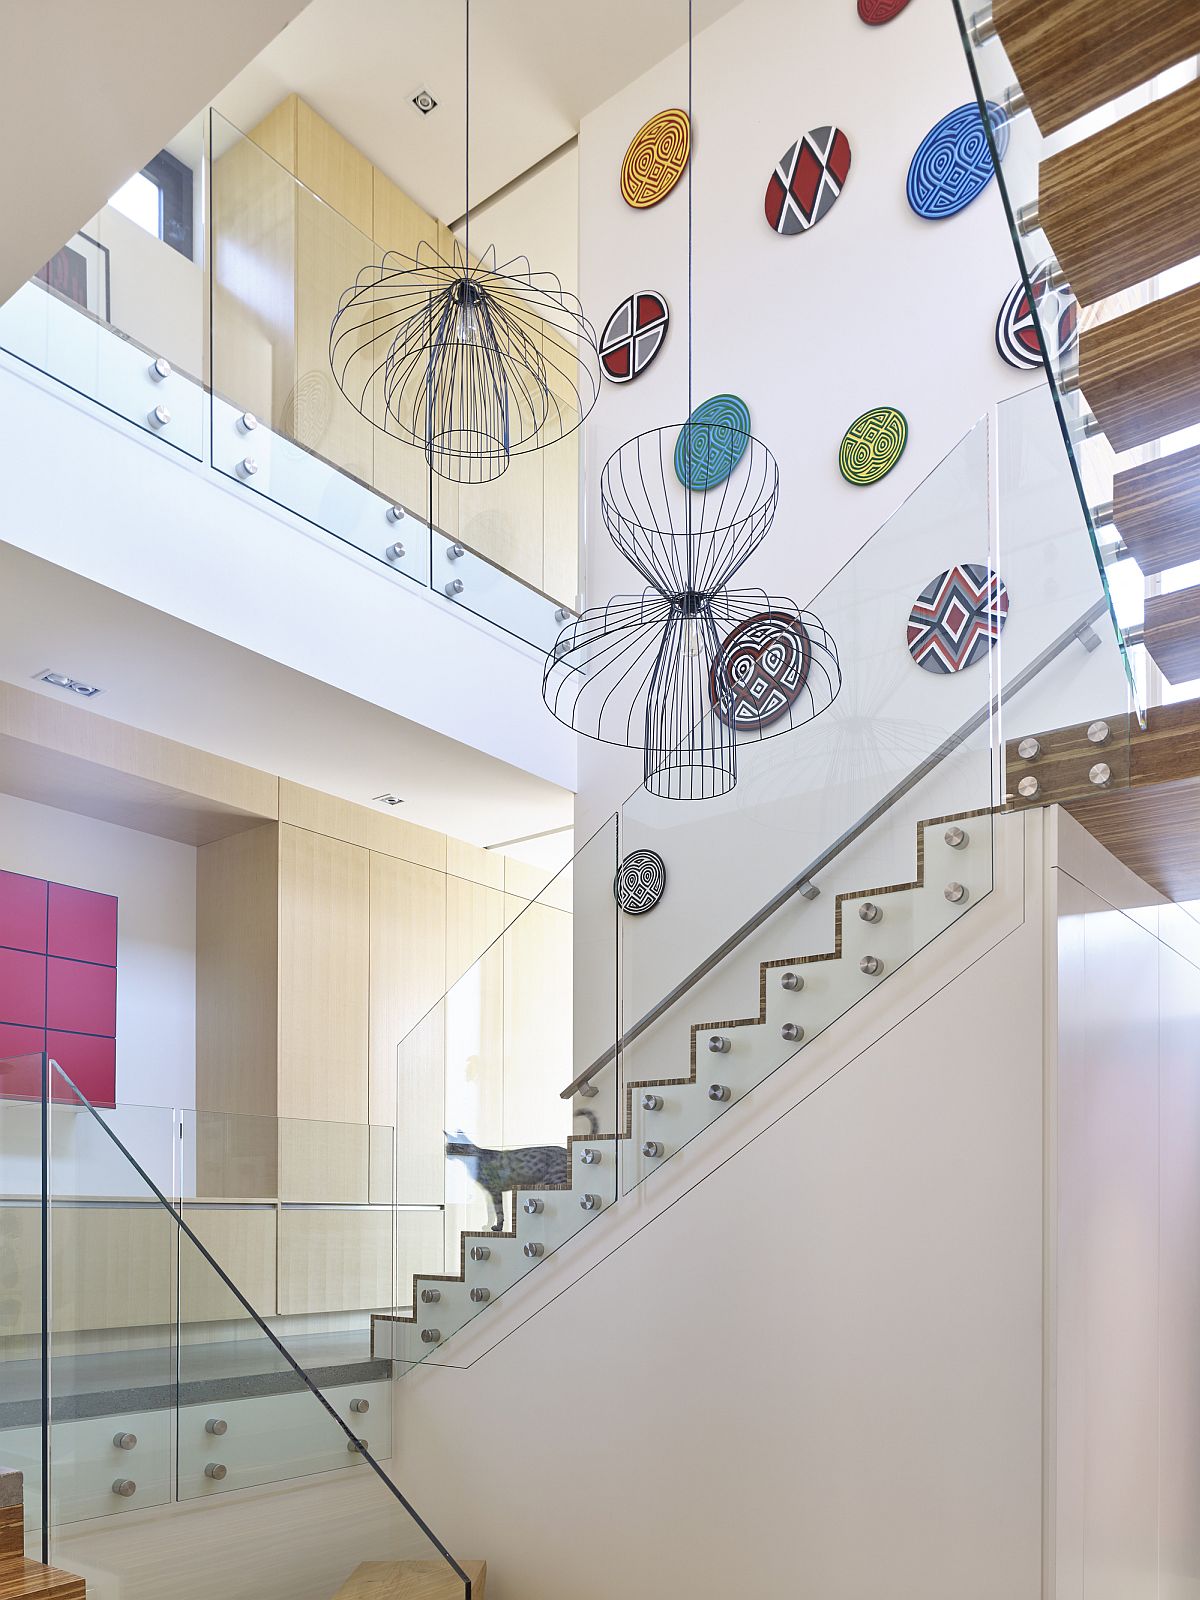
[
  {"x1": 0, "y1": 791, "x2": 196, "y2": 1195},
  {"x1": 86, "y1": 203, "x2": 204, "y2": 376},
  {"x1": 569, "y1": 0, "x2": 1131, "y2": 1060},
  {"x1": 1051, "y1": 812, "x2": 1200, "y2": 1600},
  {"x1": 576, "y1": 0, "x2": 1041, "y2": 828}
]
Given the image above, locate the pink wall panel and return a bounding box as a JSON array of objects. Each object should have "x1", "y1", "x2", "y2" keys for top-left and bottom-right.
[
  {"x1": 46, "y1": 1030, "x2": 116, "y2": 1107},
  {"x1": 47, "y1": 883, "x2": 117, "y2": 965},
  {"x1": 0, "y1": 870, "x2": 48, "y2": 953},
  {"x1": 0, "y1": 946, "x2": 47, "y2": 1027},
  {"x1": 46, "y1": 957, "x2": 117, "y2": 1036},
  {"x1": 0, "y1": 1023, "x2": 48, "y2": 1101},
  {"x1": 1, "y1": 873, "x2": 118, "y2": 1107}
]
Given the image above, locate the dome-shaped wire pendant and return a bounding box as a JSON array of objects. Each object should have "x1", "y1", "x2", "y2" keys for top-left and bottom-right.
[
  {"x1": 329, "y1": 238, "x2": 601, "y2": 484},
  {"x1": 542, "y1": 420, "x2": 842, "y2": 800}
]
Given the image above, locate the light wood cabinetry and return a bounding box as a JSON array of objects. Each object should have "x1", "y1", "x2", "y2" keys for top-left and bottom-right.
[
  {"x1": 278, "y1": 1208, "x2": 393, "y2": 1315},
  {"x1": 179, "y1": 1203, "x2": 278, "y2": 1324},
  {"x1": 278, "y1": 825, "x2": 369, "y2": 1124}
]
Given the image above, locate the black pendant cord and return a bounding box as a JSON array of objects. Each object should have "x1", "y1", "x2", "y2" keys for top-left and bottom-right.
[
  {"x1": 464, "y1": 0, "x2": 470, "y2": 271},
  {"x1": 685, "y1": 0, "x2": 694, "y2": 581}
]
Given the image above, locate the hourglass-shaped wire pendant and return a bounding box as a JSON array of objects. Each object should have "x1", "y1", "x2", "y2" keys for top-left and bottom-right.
[{"x1": 542, "y1": 420, "x2": 842, "y2": 800}]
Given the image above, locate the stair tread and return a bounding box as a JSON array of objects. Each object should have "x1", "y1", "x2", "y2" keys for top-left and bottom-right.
[
  {"x1": 993, "y1": 0, "x2": 1200, "y2": 136},
  {"x1": 1114, "y1": 442, "x2": 1200, "y2": 575},
  {"x1": 1079, "y1": 281, "x2": 1200, "y2": 453},
  {"x1": 1040, "y1": 77, "x2": 1200, "y2": 307},
  {"x1": 332, "y1": 1559, "x2": 486, "y2": 1600},
  {"x1": 1144, "y1": 582, "x2": 1200, "y2": 685},
  {"x1": 0, "y1": 1558, "x2": 86, "y2": 1600}
]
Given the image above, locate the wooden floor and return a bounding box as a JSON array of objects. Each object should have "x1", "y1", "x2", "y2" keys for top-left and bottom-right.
[{"x1": 333, "y1": 1560, "x2": 486, "y2": 1600}]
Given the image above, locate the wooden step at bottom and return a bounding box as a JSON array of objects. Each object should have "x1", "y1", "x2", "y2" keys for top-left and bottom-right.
[
  {"x1": 1144, "y1": 583, "x2": 1200, "y2": 685},
  {"x1": 1113, "y1": 442, "x2": 1200, "y2": 576},
  {"x1": 0, "y1": 1558, "x2": 86, "y2": 1600},
  {"x1": 333, "y1": 1559, "x2": 486, "y2": 1600},
  {"x1": 0, "y1": 1471, "x2": 24, "y2": 1567}
]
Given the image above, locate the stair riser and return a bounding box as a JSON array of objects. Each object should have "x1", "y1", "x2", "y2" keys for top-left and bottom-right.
[
  {"x1": 1113, "y1": 442, "x2": 1200, "y2": 576},
  {"x1": 992, "y1": 0, "x2": 1200, "y2": 136},
  {"x1": 1039, "y1": 78, "x2": 1200, "y2": 308},
  {"x1": 1079, "y1": 283, "x2": 1200, "y2": 453}
]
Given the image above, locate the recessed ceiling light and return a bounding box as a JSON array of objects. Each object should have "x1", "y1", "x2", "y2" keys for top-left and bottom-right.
[
  {"x1": 372, "y1": 793, "x2": 404, "y2": 807},
  {"x1": 411, "y1": 88, "x2": 438, "y2": 115},
  {"x1": 37, "y1": 669, "x2": 103, "y2": 698}
]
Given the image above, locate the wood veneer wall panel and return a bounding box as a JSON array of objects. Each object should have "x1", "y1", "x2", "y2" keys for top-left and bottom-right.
[
  {"x1": 247, "y1": 94, "x2": 298, "y2": 173},
  {"x1": 0, "y1": 682, "x2": 278, "y2": 843},
  {"x1": 279, "y1": 781, "x2": 446, "y2": 871},
  {"x1": 196, "y1": 824, "x2": 280, "y2": 1198},
  {"x1": 295, "y1": 99, "x2": 374, "y2": 237},
  {"x1": 1039, "y1": 79, "x2": 1200, "y2": 308},
  {"x1": 1144, "y1": 582, "x2": 1200, "y2": 684},
  {"x1": 1113, "y1": 441, "x2": 1200, "y2": 575},
  {"x1": 502, "y1": 896, "x2": 572, "y2": 1148},
  {"x1": 368, "y1": 854, "x2": 446, "y2": 1133},
  {"x1": 212, "y1": 120, "x2": 297, "y2": 429},
  {"x1": 278, "y1": 1118, "x2": 369, "y2": 1205},
  {"x1": 179, "y1": 1203, "x2": 278, "y2": 1321},
  {"x1": 1079, "y1": 283, "x2": 1200, "y2": 453},
  {"x1": 277, "y1": 1208, "x2": 392, "y2": 1315},
  {"x1": 293, "y1": 181, "x2": 374, "y2": 483},
  {"x1": 992, "y1": 0, "x2": 1200, "y2": 136},
  {"x1": 277, "y1": 825, "x2": 369, "y2": 1125}
]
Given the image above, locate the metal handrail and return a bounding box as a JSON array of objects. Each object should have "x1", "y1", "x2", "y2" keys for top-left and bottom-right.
[{"x1": 558, "y1": 595, "x2": 1112, "y2": 1099}]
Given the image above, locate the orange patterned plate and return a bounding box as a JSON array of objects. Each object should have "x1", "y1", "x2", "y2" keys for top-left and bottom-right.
[{"x1": 621, "y1": 109, "x2": 691, "y2": 209}]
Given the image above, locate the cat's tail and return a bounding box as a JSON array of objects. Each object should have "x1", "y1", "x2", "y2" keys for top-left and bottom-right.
[{"x1": 573, "y1": 1106, "x2": 599, "y2": 1138}]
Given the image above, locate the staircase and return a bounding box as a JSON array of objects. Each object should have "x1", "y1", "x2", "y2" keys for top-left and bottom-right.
[
  {"x1": 965, "y1": 0, "x2": 1200, "y2": 687},
  {"x1": 374, "y1": 811, "x2": 989, "y2": 1362}
]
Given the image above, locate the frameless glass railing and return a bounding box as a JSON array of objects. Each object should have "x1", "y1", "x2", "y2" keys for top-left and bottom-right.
[
  {"x1": 0, "y1": 112, "x2": 208, "y2": 461},
  {"x1": 0, "y1": 1055, "x2": 475, "y2": 1597},
  {"x1": 382, "y1": 392, "x2": 1135, "y2": 1366},
  {"x1": 951, "y1": 4, "x2": 1200, "y2": 718},
  {"x1": 0, "y1": 107, "x2": 581, "y2": 655},
  {"x1": 208, "y1": 107, "x2": 577, "y2": 651}
]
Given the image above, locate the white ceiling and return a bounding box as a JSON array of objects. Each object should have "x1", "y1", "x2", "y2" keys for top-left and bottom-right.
[
  {"x1": 0, "y1": 0, "x2": 308, "y2": 304},
  {"x1": 216, "y1": 0, "x2": 741, "y2": 225},
  {"x1": 0, "y1": 544, "x2": 572, "y2": 851}
]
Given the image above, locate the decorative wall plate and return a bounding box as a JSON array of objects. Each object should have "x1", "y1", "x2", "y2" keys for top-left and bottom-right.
[
  {"x1": 599, "y1": 291, "x2": 670, "y2": 383},
  {"x1": 838, "y1": 406, "x2": 908, "y2": 485},
  {"x1": 906, "y1": 101, "x2": 1009, "y2": 220},
  {"x1": 906, "y1": 562, "x2": 1009, "y2": 673},
  {"x1": 621, "y1": 109, "x2": 691, "y2": 209},
  {"x1": 613, "y1": 850, "x2": 667, "y2": 914},
  {"x1": 764, "y1": 127, "x2": 852, "y2": 235},
  {"x1": 995, "y1": 262, "x2": 1079, "y2": 370},
  {"x1": 674, "y1": 394, "x2": 753, "y2": 490},
  {"x1": 858, "y1": 0, "x2": 914, "y2": 21},
  {"x1": 711, "y1": 612, "x2": 812, "y2": 731}
]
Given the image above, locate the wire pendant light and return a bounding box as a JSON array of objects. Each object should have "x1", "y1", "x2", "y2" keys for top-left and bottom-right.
[
  {"x1": 541, "y1": 1, "x2": 841, "y2": 799},
  {"x1": 328, "y1": 0, "x2": 600, "y2": 483}
]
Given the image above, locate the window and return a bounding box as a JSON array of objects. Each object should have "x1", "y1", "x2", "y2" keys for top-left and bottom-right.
[
  {"x1": 109, "y1": 171, "x2": 160, "y2": 236},
  {"x1": 106, "y1": 148, "x2": 194, "y2": 261}
]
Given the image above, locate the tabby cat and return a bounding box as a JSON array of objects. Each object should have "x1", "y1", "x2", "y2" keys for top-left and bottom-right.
[{"x1": 446, "y1": 1109, "x2": 599, "y2": 1233}]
